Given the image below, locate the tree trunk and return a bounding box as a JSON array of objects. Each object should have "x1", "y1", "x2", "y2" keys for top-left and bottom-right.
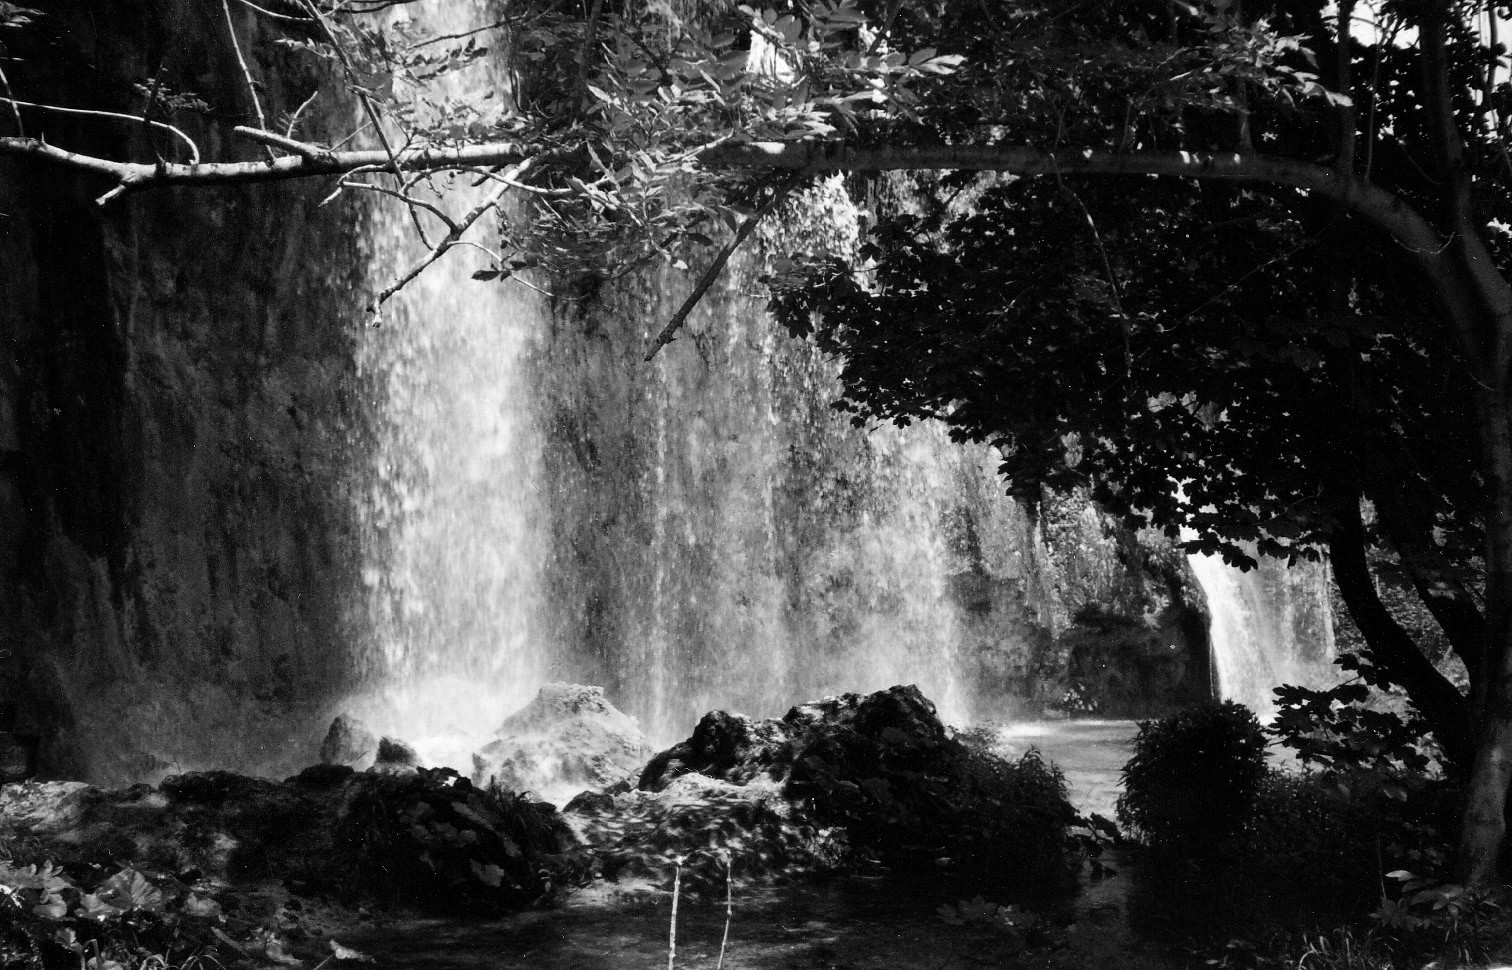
[
  {"x1": 1328, "y1": 493, "x2": 1474, "y2": 770},
  {"x1": 1458, "y1": 382, "x2": 1512, "y2": 886}
]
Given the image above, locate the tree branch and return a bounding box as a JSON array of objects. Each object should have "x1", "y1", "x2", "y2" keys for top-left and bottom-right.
[
  {"x1": 1329, "y1": 490, "x2": 1474, "y2": 770},
  {"x1": 0, "y1": 136, "x2": 531, "y2": 196},
  {"x1": 222, "y1": 0, "x2": 273, "y2": 154},
  {"x1": 9, "y1": 130, "x2": 1507, "y2": 356},
  {"x1": 644, "y1": 171, "x2": 803, "y2": 362},
  {"x1": 368, "y1": 157, "x2": 535, "y2": 318},
  {"x1": 3, "y1": 100, "x2": 200, "y2": 163}
]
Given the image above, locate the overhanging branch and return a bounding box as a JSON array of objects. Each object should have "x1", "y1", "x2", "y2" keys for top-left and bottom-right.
[
  {"x1": 6, "y1": 131, "x2": 1500, "y2": 359},
  {"x1": 0, "y1": 136, "x2": 533, "y2": 197}
]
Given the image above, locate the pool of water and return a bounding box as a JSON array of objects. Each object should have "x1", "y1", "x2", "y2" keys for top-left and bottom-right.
[
  {"x1": 345, "y1": 721, "x2": 1151, "y2": 970},
  {"x1": 988, "y1": 720, "x2": 1137, "y2": 821}
]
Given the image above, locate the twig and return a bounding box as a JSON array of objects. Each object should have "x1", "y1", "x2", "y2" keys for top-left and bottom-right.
[
  {"x1": 0, "y1": 65, "x2": 24, "y2": 137},
  {"x1": 411, "y1": 19, "x2": 510, "y2": 50},
  {"x1": 1050, "y1": 170, "x2": 1131, "y2": 380},
  {"x1": 233, "y1": 124, "x2": 332, "y2": 162},
  {"x1": 221, "y1": 0, "x2": 275, "y2": 159},
  {"x1": 232, "y1": 0, "x2": 312, "y2": 23},
  {"x1": 575, "y1": 0, "x2": 607, "y2": 112},
  {"x1": 645, "y1": 171, "x2": 803, "y2": 361},
  {"x1": 284, "y1": 90, "x2": 320, "y2": 138},
  {"x1": 716, "y1": 852, "x2": 733, "y2": 970},
  {"x1": 339, "y1": 178, "x2": 459, "y2": 232},
  {"x1": 297, "y1": 0, "x2": 430, "y2": 242},
  {"x1": 668, "y1": 861, "x2": 682, "y2": 970},
  {"x1": 5, "y1": 100, "x2": 200, "y2": 163},
  {"x1": 368, "y1": 156, "x2": 536, "y2": 317}
]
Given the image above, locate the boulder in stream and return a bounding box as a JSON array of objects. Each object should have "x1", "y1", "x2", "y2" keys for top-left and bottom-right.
[
  {"x1": 318, "y1": 713, "x2": 377, "y2": 769},
  {"x1": 471, "y1": 684, "x2": 652, "y2": 804},
  {"x1": 584, "y1": 685, "x2": 1082, "y2": 896}
]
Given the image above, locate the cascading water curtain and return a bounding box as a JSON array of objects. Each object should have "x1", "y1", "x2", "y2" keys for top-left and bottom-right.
[{"x1": 351, "y1": 1, "x2": 551, "y2": 769}]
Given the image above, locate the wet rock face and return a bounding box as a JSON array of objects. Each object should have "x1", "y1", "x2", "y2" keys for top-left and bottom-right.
[
  {"x1": 0, "y1": 1, "x2": 369, "y2": 784},
  {"x1": 1063, "y1": 603, "x2": 1211, "y2": 718},
  {"x1": 472, "y1": 684, "x2": 652, "y2": 804}
]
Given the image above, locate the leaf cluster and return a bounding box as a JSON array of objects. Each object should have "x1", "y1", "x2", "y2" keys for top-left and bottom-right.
[
  {"x1": 338, "y1": 766, "x2": 589, "y2": 913},
  {"x1": 0, "y1": 859, "x2": 235, "y2": 970},
  {"x1": 771, "y1": 163, "x2": 1485, "y2": 568}
]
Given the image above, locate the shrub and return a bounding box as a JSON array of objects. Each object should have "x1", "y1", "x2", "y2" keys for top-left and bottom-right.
[{"x1": 1117, "y1": 701, "x2": 1268, "y2": 852}]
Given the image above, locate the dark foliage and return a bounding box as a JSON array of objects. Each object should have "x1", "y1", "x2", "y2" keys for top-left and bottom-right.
[
  {"x1": 1116, "y1": 701, "x2": 1269, "y2": 851},
  {"x1": 334, "y1": 766, "x2": 589, "y2": 913}
]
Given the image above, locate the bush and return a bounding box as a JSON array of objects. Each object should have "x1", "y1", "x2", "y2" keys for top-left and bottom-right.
[
  {"x1": 1128, "y1": 767, "x2": 1463, "y2": 942},
  {"x1": 1117, "y1": 701, "x2": 1268, "y2": 852}
]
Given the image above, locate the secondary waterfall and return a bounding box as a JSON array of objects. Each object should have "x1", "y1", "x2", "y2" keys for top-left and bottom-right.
[{"x1": 1187, "y1": 552, "x2": 1338, "y2": 718}]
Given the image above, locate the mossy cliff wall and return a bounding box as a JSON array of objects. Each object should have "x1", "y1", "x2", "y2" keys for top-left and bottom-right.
[{"x1": 0, "y1": 1, "x2": 371, "y2": 783}]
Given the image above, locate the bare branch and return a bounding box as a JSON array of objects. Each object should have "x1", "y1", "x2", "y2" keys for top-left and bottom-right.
[
  {"x1": 221, "y1": 0, "x2": 274, "y2": 158},
  {"x1": 234, "y1": 124, "x2": 332, "y2": 161},
  {"x1": 0, "y1": 136, "x2": 532, "y2": 196},
  {"x1": 3, "y1": 100, "x2": 200, "y2": 163},
  {"x1": 284, "y1": 90, "x2": 320, "y2": 138},
  {"x1": 369, "y1": 156, "x2": 536, "y2": 317},
  {"x1": 645, "y1": 172, "x2": 803, "y2": 362},
  {"x1": 338, "y1": 178, "x2": 459, "y2": 232},
  {"x1": 0, "y1": 65, "x2": 24, "y2": 137},
  {"x1": 232, "y1": 0, "x2": 313, "y2": 22}
]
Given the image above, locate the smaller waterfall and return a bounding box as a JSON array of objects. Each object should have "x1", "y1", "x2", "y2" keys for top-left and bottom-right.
[{"x1": 1187, "y1": 553, "x2": 1338, "y2": 719}]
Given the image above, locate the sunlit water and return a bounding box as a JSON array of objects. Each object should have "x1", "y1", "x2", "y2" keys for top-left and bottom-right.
[
  {"x1": 990, "y1": 720, "x2": 1136, "y2": 821},
  {"x1": 1186, "y1": 552, "x2": 1339, "y2": 720}
]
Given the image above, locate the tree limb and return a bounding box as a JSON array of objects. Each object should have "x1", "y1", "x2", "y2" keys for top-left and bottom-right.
[
  {"x1": 368, "y1": 157, "x2": 535, "y2": 317},
  {"x1": 221, "y1": 0, "x2": 273, "y2": 156},
  {"x1": 1329, "y1": 490, "x2": 1474, "y2": 771},
  {"x1": 644, "y1": 171, "x2": 803, "y2": 362},
  {"x1": 3, "y1": 100, "x2": 200, "y2": 163}
]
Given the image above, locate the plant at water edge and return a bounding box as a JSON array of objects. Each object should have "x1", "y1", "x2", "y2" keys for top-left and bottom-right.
[
  {"x1": 1372, "y1": 869, "x2": 1507, "y2": 965},
  {"x1": 1117, "y1": 702, "x2": 1269, "y2": 852}
]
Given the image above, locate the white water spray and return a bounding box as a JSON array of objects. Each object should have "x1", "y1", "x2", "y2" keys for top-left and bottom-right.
[{"x1": 1186, "y1": 552, "x2": 1338, "y2": 719}]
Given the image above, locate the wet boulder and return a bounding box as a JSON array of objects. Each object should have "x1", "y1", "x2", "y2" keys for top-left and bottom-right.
[
  {"x1": 630, "y1": 685, "x2": 1081, "y2": 895},
  {"x1": 471, "y1": 684, "x2": 652, "y2": 804},
  {"x1": 318, "y1": 713, "x2": 377, "y2": 769},
  {"x1": 372, "y1": 736, "x2": 421, "y2": 774},
  {"x1": 636, "y1": 708, "x2": 789, "y2": 790}
]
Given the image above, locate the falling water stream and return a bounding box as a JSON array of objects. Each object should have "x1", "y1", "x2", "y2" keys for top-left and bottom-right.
[
  {"x1": 340, "y1": 2, "x2": 986, "y2": 765},
  {"x1": 1186, "y1": 553, "x2": 1338, "y2": 718}
]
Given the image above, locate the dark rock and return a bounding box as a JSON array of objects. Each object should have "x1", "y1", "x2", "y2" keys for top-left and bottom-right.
[
  {"x1": 636, "y1": 708, "x2": 787, "y2": 791},
  {"x1": 0, "y1": 732, "x2": 38, "y2": 782},
  {"x1": 0, "y1": 780, "x2": 92, "y2": 834},
  {"x1": 631, "y1": 685, "x2": 1080, "y2": 894},
  {"x1": 373, "y1": 737, "x2": 420, "y2": 774},
  {"x1": 471, "y1": 684, "x2": 652, "y2": 803},
  {"x1": 319, "y1": 714, "x2": 377, "y2": 769}
]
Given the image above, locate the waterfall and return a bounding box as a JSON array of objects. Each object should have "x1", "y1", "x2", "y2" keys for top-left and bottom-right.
[
  {"x1": 338, "y1": 10, "x2": 983, "y2": 758},
  {"x1": 1186, "y1": 552, "x2": 1338, "y2": 719},
  {"x1": 345, "y1": 2, "x2": 552, "y2": 769}
]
